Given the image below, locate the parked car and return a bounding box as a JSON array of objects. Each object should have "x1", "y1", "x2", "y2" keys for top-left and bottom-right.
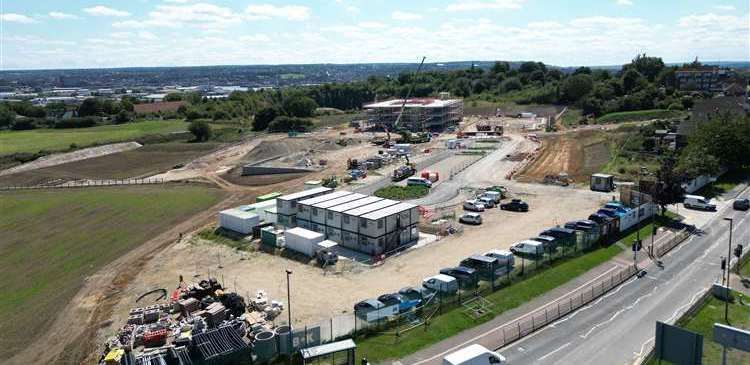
[
  {"x1": 422, "y1": 274, "x2": 458, "y2": 294},
  {"x1": 407, "y1": 177, "x2": 433, "y2": 188},
  {"x1": 478, "y1": 196, "x2": 496, "y2": 208},
  {"x1": 509, "y1": 240, "x2": 544, "y2": 256},
  {"x1": 459, "y1": 212, "x2": 482, "y2": 225},
  {"x1": 443, "y1": 344, "x2": 506, "y2": 365},
  {"x1": 500, "y1": 199, "x2": 529, "y2": 212},
  {"x1": 733, "y1": 198, "x2": 749, "y2": 211},
  {"x1": 603, "y1": 202, "x2": 628, "y2": 214},
  {"x1": 482, "y1": 191, "x2": 503, "y2": 204},
  {"x1": 377, "y1": 293, "x2": 421, "y2": 313},
  {"x1": 463, "y1": 199, "x2": 486, "y2": 212},
  {"x1": 684, "y1": 194, "x2": 716, "y2": 211},
  {"x1": 439, "y1": 266, "x2": 479, "y2": 287}
]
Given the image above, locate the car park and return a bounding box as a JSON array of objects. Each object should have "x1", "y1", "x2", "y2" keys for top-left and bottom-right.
[
  {"x1": 733, "y1": 198, "x2": 749, "y2": 211},
  {"x1": 459, "y1": 212, "x2": 482, "y2": 225},
  {"x1": 463, "y1": 199, "x2": 486, "y2": 212},
  {"x1": 500, "y1": 199, "x2": 529, "y2": 212}
]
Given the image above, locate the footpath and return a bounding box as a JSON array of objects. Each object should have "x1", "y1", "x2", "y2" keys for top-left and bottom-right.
[{"x1": 399, "y1": 227, "x2": 681, "y2": 365}]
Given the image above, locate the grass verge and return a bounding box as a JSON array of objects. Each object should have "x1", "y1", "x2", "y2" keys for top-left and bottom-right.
[
  {"x1": 0, "y1": 185, "x2": 226, "y2": 360},
  {"x1": 374, "y1": 185, "x2": 430, "y2": 200},
  {"x1": 0, "y1": 120, "x2": 190, "y2": 155},
  {"x1": 597, "y1": 109, "x2": 685, "y2": 124},
  {"x1": 695, "y1": 167, "x2": 750, "y2": 199}
]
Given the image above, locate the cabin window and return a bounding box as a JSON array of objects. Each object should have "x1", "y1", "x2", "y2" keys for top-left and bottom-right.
[
  {"x1": 377, "y1": 219, "x2": 384, "y2": 229},
  {"x1": 327, "y1": 211, "x2": 333, "y2": 220},
  {"x1": 361, "y1": 219, "x2": 368, "y2": 228},
  {"x1": 344, "y1": 216, "x2": 350, "y2": 224}
]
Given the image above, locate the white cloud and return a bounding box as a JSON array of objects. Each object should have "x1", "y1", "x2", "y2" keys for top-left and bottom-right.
[
  {"x1": 446, "y1": 0, "x2": 525, "y2": 12},
  {"x1": 164, "y1": 0, "x2": 191, "y2": 3},
  {"x1": 358, "y1": 21, "x2": 386, "y2": 29},
  {"x1": 245, "y1": 4, "x2": 311, "y2": 21},
  {"x1": 239, "y1": 34, "x2": 272, "y2": 43},
  {"x1": 49, "y1": 12, "x2": 79, "y2": 20},
  {"x1": 346, "y1": 6, "x2": 360, "y2": 14},
  {"x1": 392, "y1": 11, "x2": 423, "y2": 21},
  {"x1": 114, "y1": 3, "x2": 242, "y2": 29},
  {"x1": 83, "y1": 6, "x2": 131, "y2": 17},
  {"x1": 714, "y1": 5, "x2": 736, "y2": 11},
  {"x1": 616, "y1": 0, "x2": 633, "y2": 6},
  {"x1": 1, "y1": 13, "x2": 36, "y2": 23},
  {"x1": 139, "y1": 31, "x2": 158, "y2": 40}
]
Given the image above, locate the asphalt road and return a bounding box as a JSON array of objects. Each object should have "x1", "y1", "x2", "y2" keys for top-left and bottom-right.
[
  {"x1": 354, "y1": 149, "x2": 454, "y2": 196},
  {"x1": 498, "y1": 186, "x2": 750, "y2": 365}
]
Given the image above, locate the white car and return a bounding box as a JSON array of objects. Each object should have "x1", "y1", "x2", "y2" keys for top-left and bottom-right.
[
  {"x1": 443, "y1": 344, "x2": 506, "y2": 365},
  {"x1": 463, "y1": 199, "x2": 486, "y2": 212},
  {"x1": 684, "y1": 194, "x2": 716, "y2": 211},
  {"x1": 459, "y1": 212, "x2": 482, "y2": 225},
  {"x1": 407, "y1": 177, "x2": 433, "y2": 188},
  {"x1": 478, "y1": 196, "x2": 496, "y2": 208},
  {"x1": 509, "y1": 240, "x2": 544, "y2": 256}
]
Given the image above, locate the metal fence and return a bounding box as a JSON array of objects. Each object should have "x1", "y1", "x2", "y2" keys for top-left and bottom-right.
[
  {"x1": 0, "y1": 177, "x2": 168, "y2": 191},
  {"x1": 652, "y1": 228, "x2": 690, "y2": 258}
]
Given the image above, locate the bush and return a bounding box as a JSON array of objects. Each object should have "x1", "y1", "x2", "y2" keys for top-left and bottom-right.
[
  {"x1": 53, "y1": 117, "x2": 98, "y2": 129},
  {"x1": 267, "y1": 116, "x2": 313, "y2": 133},
  {"x1": 188, "y1": 120, "x2": 212, "y2": 142},
  {"x1": 11, "y1": 118, "x2": 37, "y2": 130},
  {"x1": 253, "y1": 107, "x2": 277, "y2": 131}
]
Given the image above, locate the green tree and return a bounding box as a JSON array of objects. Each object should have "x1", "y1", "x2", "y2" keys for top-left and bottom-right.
[
  {"x1": 268, "y1": 116, "x2": 313, "y2": 133},
  {"x1": 560, "y1": 74, "x2": 594, "y2": 102},
  {"x1": 114, "y1": 110, "x2": 132, "y2": 124},
  {"x1": 282, "y1": 94, "x2": 317, "y2": 118},
  {"x1": 653, "y1": 155, "x2": 686, "y2": 215},
  {"x1": 500, "y1": 77, "x2": 522, "y2": 92},
  {"x1": 188, "y1": 120, "x2": 212, "y2": 142},
  {"x1": 624, "y1": 54, "x2": 665, "y2": 82},
  {"x1": 491, "y1": 61, "x2": 510, "y2": 74},
  {"x1": 0, "y1": 104, "x2": 17, "y2": 129},
  {"x1": 78, "y1": 98, "x2": 101, "y2": 117},
  {"x1": 164, "y1": 93, "x2": 183, "y2": 102},
  {"x1": 253, "y1": 107, "x2": 277, "y2": 131},
  {"x1": 622, "y1": 69, "x2": 645, "y2": 93}
]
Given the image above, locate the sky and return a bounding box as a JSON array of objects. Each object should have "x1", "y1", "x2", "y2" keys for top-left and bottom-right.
[{"x1": 0, "y1": 0, "x2": 748, "y2": 70}]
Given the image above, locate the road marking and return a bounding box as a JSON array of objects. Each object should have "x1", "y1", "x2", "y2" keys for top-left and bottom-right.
[
  {"x1": 409, "y1": 265, "x2": 619, "y2": 365},
  {"x1": 537, "y1": 342, "x2": 571, "y2": 362},
  {"x1": 579, "y1": 285, "x2": 658, "y2": 339}
]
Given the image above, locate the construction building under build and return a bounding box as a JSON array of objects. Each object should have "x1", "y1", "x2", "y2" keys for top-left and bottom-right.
[{"x1": 363, "y1": 96, "x2": 463, "y2": 132}]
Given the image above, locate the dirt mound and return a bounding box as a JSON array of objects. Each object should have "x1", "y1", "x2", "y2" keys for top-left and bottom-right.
[{"x1": 0, "y1": 142, "x2": 142, "y2": 177}]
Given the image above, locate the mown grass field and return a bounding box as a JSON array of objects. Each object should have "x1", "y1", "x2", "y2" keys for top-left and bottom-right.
[
  {"x1": 0, "y1": 120, "x2": 189, "y2": 155},
  {"x1": 0, "y1": 142, "x2": 222, "y2": 187},
  {"x1": 0, "y1": 185, "x2": 226, "y2": 360},
  {"x1": 374, "y1": 185, "x2": 430, "y2": 200},
  {"x1": 597, "y1": 109, "x2": 685, "y2": 124}
]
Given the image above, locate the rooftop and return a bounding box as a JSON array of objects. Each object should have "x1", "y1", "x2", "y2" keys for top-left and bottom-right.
[
  {"x1": 313, "y1": 193, "x2": 367, "y2": 209},
  {"x1": 342, "y1": 199, "x2": 399, "y2": 217},
  {"x1": 277, "y1": 187, "x2": 333, "y2": 202},
  {"x1": 364, "y1": 98, "x2": 461, "y2": 109},
  {"x1": 360, "y1": 202, "x2": 417, "y2": 220},
  {"x1": 298, "y1": 190, "x2": 352, "y2": 206},
  {"x1": 328, "y1": 196, "x2": 383, "y2": 213}
]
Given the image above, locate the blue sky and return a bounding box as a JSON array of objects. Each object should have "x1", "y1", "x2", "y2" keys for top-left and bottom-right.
[{"x1": 1, "y1": 0, "x2": 748, "y2": 70}]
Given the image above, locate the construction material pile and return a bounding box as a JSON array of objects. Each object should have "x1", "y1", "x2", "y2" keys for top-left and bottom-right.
[{"x1": 99, "y1": 278, "x2": 286, "y2": 365}]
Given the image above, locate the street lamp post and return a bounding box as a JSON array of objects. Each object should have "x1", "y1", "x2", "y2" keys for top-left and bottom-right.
[
  {"x1": 286, "y1": 269, "x2": 293, "y2": 364},
  {"x1": 722, "y1": 218, "x2": 732, "y2": 323}
]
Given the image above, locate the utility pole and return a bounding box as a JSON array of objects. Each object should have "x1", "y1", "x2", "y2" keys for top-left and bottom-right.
[
  {"x1": 286, "y1": 269, "x2": 293, "y2": 365},
  {"x1": 723, "y1": 217, "x2": 733, "y2": 323}
]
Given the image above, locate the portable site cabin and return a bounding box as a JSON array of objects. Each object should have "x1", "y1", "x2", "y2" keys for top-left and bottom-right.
[
  {"x1": 617, "y1": 203, "x2": 656, "y2": 232},
  {"x1": 256, "y1": 192, "x2": 283, "y2": 202},
  {"x1": 283, "y1": 227, "x2": 324, "y2": 257},
  {"x1": 323, "y1": 196, "x2": 384, "y2": 244},
  {"x1": 296, "y1": 191, "x2": 354, "y2": 225},
  {"x1": 591, "y1": 173, "x2": 615, "y2": 192},
  {"x1": 356, "y1": 202, "x2": 420, "y2": 256},
  {"x1": 309, "y1": 193, "x2": 368, "y2": 229},
  {"x1": 276, "y1": 187, "x2": 333, "y2": 227},
  {"x1": 236, "y1": 200, "x2": 277, "y2": 223},
  {"x1": 218, "y1": 208, "x2": 260, "y2": 235},
  {"x1": 339, "y1": 200, "x2": 400, "y2": 250}
]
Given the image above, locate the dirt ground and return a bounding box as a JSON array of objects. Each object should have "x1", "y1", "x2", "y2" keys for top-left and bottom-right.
[
  {"x1": 108, "y1": 182, "x2": 607, "y2": 332},
  {"x1": 515, "y1": 129, "x2": 614, "y2": 185}
]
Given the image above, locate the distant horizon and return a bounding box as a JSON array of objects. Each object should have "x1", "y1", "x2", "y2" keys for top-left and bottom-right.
[
  {"x1": 2, "y1": 59, "x2": 749, "y2": 74},
  {"x1": 1, "y1": 1, "x2": 747, "y2": 70}
]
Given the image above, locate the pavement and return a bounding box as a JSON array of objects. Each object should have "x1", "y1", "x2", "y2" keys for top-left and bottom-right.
[{"x1": 399, "y1": 183, "x2": 750, "y2": 365}]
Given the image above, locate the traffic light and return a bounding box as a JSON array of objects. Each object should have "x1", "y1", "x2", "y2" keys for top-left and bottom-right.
[
  {"x1": 721, "y1": 257, "x2": 727, "y2": 271},
  {"x1": 734, "y1": 244, "x2": 743, "y2": 258}
]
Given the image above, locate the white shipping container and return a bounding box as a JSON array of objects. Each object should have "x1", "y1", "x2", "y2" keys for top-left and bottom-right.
[
  {"x1": 284, "y1": 227, "x2": 325, "y2": 257},
  {"x1": 218, "y1": 209, "x2": 260, "y2": 234}
]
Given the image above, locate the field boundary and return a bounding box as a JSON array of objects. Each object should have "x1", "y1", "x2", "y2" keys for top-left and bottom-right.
[{"x1": 0, "y1": 177, "x2": 169, "y2": 191}]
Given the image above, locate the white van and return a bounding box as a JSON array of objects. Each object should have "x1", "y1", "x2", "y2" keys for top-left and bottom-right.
[
  {"x1": 463, "y1": 199, "x2": 486, "y2": 212},
  {"x1": 407, "y1": 177, "x2": 433, "y2": 188},
  {"x1": 482, "y1": 191, "x2": 502, "y2": 204},
  {"x1": 509, "y1": 240, "x2": 544, "y2": 256},
  {"x1": 422, "y1": 274, "x2": 459, "y2": 294},
  {"x1": 443, "y1": 344, "x2": 506, "y2": 365},
  {"x1": 684, "y1": 194, "x2": 716, "y2": 211}
]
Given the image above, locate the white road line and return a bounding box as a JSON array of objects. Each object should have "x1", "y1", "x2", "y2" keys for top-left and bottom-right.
[
  {"x1": 579, "y1": 285, "x2": 658, "y2": 339},
  {"x1": 537, "y1": 342, "x2": 571, "y2": 362},
  {"x1": 409, "y1": 265, "x2": 619, "y2": 365}
]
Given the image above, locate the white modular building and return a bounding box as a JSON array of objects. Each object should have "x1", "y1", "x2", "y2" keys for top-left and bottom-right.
[
  {"x1": 276, "y1": 187, "x2": 333, "y2": 227},
  {"x1": 322, "y1": 196, "x2": 384, "y2": 244},
  {"x1": 284, "y1": 227, "x2": 325, "y2": 257},
  {"x1": 303, "y1": 193, "x2": 368, "y2": 233},
  {"x1": 218, "y1": 208, "x2": 260, "y2": 234},
  {"x1": 356, "y1": 203, "x2": 420, "y2": 256},
  {"x1": 296, "y1": 191, "x2": 354, "y2": 223}
]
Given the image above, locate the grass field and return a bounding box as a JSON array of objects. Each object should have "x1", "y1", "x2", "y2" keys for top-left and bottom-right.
[
  {"x1": 561, "y1": 107, "x2": 583, "y2": 126},
  {"x1": 312, "y1": 112, "x2": 364, "y2": 128},
  {"x1": 0, "y1": 120, "x2": 189, "y2": 155},
  {"x1": 0, "y1": 142, "x2": 222, "y2": 187},
  {"x1": 597, "y1": 109, "x2": 685, "y2": 124},
  {"x1": 0, "y1": 185, "x2": 226, "y2": 360},
  {"x1": 374, "y1": 185, "x2": 430, "y2": 200}
]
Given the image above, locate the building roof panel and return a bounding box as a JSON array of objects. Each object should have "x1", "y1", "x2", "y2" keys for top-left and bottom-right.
[
  {"x1": 328, "y1": 196, "x2": 383, "y2": 213},
  {"x1": 343, "y1": 199, "x2": 400, "y2": 217},
  {"x1": 277, "y1": 187, "x2": 333, "y2": 202},
  {"x1": 298, "y1": 191, "x2": 352, "y2": 206},
  {"x1": 360, "y1": 202, "x2": 417, "y2": 220},
  {"x1": 313, "y1": 193, "x2": 367, "y2": 209}
]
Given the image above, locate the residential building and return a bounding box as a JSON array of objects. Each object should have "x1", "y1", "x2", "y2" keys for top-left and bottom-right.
[{"x1": 363, "y1": 96, "x2": 463, "y2": 132}]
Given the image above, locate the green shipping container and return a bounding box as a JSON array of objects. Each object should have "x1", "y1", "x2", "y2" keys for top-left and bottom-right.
[{"x1": 256, "y1": 192, "x2": 283, "y2": 202}]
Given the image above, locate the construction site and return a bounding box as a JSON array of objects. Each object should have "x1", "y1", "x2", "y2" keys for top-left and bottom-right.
[{"x1": 2, "y1": 96, "x2": 656, "y2": 365}]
